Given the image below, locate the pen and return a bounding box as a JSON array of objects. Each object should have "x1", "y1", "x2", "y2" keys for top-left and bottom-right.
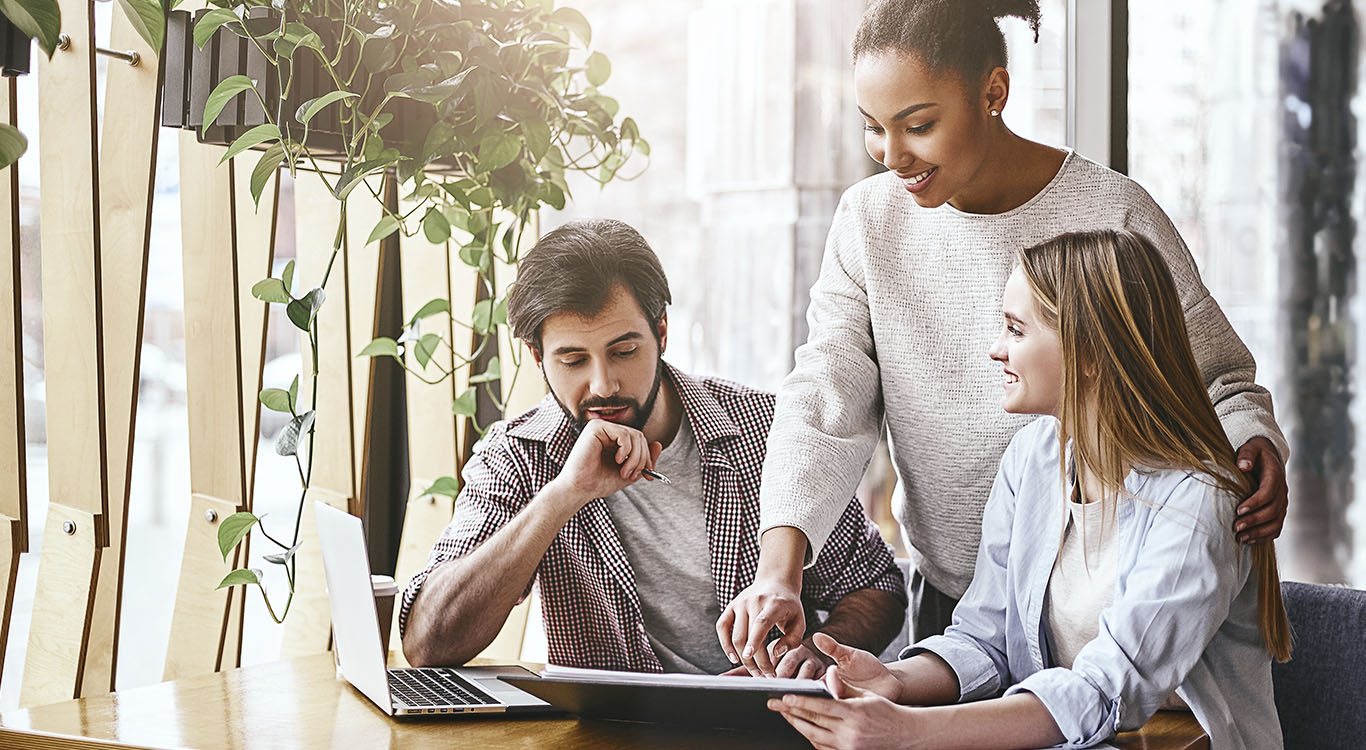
[{"x1": 642, "y1": 468, "x2": 672, "y2": 484}]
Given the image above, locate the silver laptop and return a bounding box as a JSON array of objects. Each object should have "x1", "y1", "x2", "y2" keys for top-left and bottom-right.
[{"x1": 314, "y1": 500, "x2": 556, "y2": 716}]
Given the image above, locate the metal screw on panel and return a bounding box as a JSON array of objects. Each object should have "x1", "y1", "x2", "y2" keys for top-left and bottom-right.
[
  {"x1": 62, "y1": 520, "x2": 76, "y2": 535},
  {"x1": 57, "y1": 33, "x2": 71, "y2": 51},
  {"x1": 205, "y1": 509, "x2": 218, "y2": 523}
]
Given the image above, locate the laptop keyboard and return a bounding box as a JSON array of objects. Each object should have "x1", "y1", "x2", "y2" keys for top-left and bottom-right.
[{"x1": 389, "y1": 668, "x2": 499, "y2": 708}]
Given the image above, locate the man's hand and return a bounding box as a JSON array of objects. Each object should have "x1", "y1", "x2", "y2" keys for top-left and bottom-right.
[
  {"x1": 717, "y1": 576, "x2": 806, "y2": 677},
  {"x1": 550, "y1": 419, "x2": 662, "y2": 506},
  {"x1": 1234, "y1": 436, "x2": 1288, "y2": 543}
]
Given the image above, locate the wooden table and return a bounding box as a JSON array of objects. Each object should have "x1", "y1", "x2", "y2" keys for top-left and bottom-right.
[{"x1": 0, "y1": 654, "x2": 1208, "y2": 749}]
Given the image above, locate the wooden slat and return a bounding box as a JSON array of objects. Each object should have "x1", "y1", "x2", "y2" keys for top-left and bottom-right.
[
  {"x1": 343, "y1": 180, "x2": 384, "y2": 518},
  {"x1": 0, "y1": 77, "x2": 26, "y2": 685},
  {"x1": 82, "y1": 3, "x2": 163, "y2": 696},
  {"x1": 23, "y1": 0, "x2": 108, "y2": 706},
  {"x1": 493, "y1": 215, "x2": 544, "y2": 417},
  {"x1": 164, "y1": 133, "x2": 249, "y2": 680},
  {"x1": 389, "y1": 220, "x2": 459, "y2": 656},
  {"x1": 162, "y1": 495, "x2": 240, "y2": 680},
  {"x1": 225, "y1": 148, "x2": 279, "y2": 672},
  {"x1": 20, "y1": 507, "x2": 102, "y2": 706},
  {"x1": 280, "y1": 172, "x2": 356, "y2": 655},
  {"x1": 278, "y1": 489, "x2": 348, "y2": 658}
]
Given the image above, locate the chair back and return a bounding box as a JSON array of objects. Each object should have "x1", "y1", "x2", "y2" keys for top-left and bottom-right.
[{"x1": 1273, "y1": 581, "x2": 1366, "y2": 750}]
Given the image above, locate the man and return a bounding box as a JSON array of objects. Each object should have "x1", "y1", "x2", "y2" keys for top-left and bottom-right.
[{"x1": 400, "y1": 218, "x2": 906, "y2": 677}]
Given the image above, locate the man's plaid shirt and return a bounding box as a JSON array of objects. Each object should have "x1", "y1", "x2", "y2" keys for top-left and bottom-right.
[{"x1": 398, "y1": 363, "x2": 906, "y2": 671}]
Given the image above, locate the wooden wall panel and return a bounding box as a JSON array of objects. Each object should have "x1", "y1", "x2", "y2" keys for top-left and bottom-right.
[
  {"x1": 493, "y1": 215, "x2": 544, "y2": 417},
  {"x1": 163, "y1": 133, "x2": 248, "y2": 681},
  {"x1": 83, "y1": 3, "x2": 162, "y2": 695},
  {"x1": 278, "y1": 489, "x2": 347, "y2": 658},
  {"x1": 344, "y1": 181, "x2": 384, "y2": 518},
  {"x1": 226, "y1": 154, "x2": 279, "y2": 671},
  {"x1": 281, "y1": 172, "x2": 356, "y2": 655},
  {"x1": 0, "y1": 77, "x2": 26, "y2": 684},
  {"x1": 22, "y1": 0, "x2": 109, "y2": 706}
]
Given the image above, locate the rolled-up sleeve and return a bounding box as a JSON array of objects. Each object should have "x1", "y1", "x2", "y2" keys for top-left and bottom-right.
[
  {"x1": 903, "y1": 439, "x2": 1022, "y2": 701},
  {"x1": 397, "y1": 425, "x2": 533, "y2": 636},
  {"x1": 1004, "y1": 476, "x2": 1250, "y2": 747}
]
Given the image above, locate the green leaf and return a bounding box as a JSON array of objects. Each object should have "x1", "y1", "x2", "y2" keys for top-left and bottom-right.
[
  {"x1": 296, "y1": 90, "x2": 358, "y2": 126},
  {"x1": 477, "y1": 134, "x2": 521, "y2": 173},
  {"x1": 366, "y1": 215, "x2": 400, "y2": 246},
  {"x1": 469, "y1": 356, "x2": 501, "y2": 384},
  {"x1": 201, "y1": 74, "x2": 255, "y2": 135},
  {"x1": 334, "y1": 157, "x2": 396, "y2": 200},
  {"x1": 492, "y1": 297, "x2": 508, "y2": 327},
  {"x1": 288, "y1": 375, "x2": 298, "y2": 411},
  {"x1": 421, "y1": 476, "x2": 460, "y2": 499},
  {"x1": 250, "y1": 143, "x2": 285, "y2": 206},
  {"x1": 216, "y1": 511, "x2": 260, "y2": 561},
  {"x1": 219, "y1": 123, "x2": 281, "y2": 165},
  {"x1": 549, "y1": 6, "x2": 591, "y2": 45},
  {"x1": 286, "y1": 288, "x2": 325, "y2": 332},
  {"x1": 115, "y1": 0, "x2": 165, "y2": 53},
  {"x1": 0, "y1": 124, "x2": 27, "y2": 170},
  {"x1": 262, "y1": 542, "x2": 302, "y2": 566},
  {"x1": 521, "y1": 120, "x2": 551, "y2": 162},
  {"x1": 585, "y1": 51, "x2": 610, "y2": 87},
  {"x1": 408, "y1": 297, "x2": 450, "y2": 326},
  {"x1": 193, "y1": 7, "x2": 238, "y2": 49},
  {"x1": 451, "y1": 387, "x2": 477, "y2": 417},
  {"x1": 422, "y1": 206, "x2": 451, "y2": 244},
  {"x1": 274, "y1": 410, "x2": 316, "y2": 457},
  {"x1": 458, "y1": 242, "x2": 487, "y2": 271},
  {"x1": 359, "y1": 337, "x2": 400, "y2": 359},
  {"x1": 274, "y1": 21, "x2": 321, "y2": 59},
  {"x1": 0, "y1": 0, "x2": 61, "y2": 58},
  {"x1": 468, "y1": 186, "x2": 494, "y2": 208},
  {"x1": 471, "y1": 299, "x2": 493, "y2": 332},
  {"x1": 216, "y1": 568, "x2": 262, "y2": 590},
  {"x1": 250, "y1": 277, "x2": 289, "y2": 304},
  {"x1": 414, "y1": 333, "x2": 439, "y2": 369},
  {"x1": 282, "y1": 260, "x2": 295, "y2": 296},
  {"x1": 259, "y1": 387, "x2": 291, "y2": 413}
]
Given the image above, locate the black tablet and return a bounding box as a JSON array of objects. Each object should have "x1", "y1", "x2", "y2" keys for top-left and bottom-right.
[{"x1": 499, "y1": 668, "x2": 831, "y2": 733}]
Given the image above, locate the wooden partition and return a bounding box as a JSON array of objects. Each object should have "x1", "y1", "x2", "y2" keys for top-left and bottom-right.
[
  {"x1": 81, "y1": 3, "x2": 163, "y2": 696},
  {"x1": 279, "y1": 173, "x2": 384, "y2": 658},
  {"x1": 20, "y1": 0, "x2": 110, "y2": 707},
  {"x1": 0, "y1": 78, "x2": 26, "y2": 684},
  {"x1": 162, "y1": 137, "x2": 248, "y2": 680}
]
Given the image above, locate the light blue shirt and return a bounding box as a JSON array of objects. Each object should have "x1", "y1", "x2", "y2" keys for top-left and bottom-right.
[{"x1": 907, "y1": 418, "x2": 1282, "y2": 750}]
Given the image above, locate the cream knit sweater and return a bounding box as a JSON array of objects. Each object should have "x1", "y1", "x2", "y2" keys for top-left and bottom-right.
[{"x1": 759, "y1": 150, "x2": 1288, "y2": 599}]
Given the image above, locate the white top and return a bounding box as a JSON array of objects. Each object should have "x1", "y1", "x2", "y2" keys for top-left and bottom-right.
[
  {"x1": 1045, "y1": 496, "x2": 1118, "y2": 670},
  {"x1": 759, "y1": 151, "x2": 1288, "y2": 598}
]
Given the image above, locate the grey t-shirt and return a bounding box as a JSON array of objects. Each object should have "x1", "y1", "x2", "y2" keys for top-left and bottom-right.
[{"x1": 609, "y1": 412, "x2": 732, "y2": 674}]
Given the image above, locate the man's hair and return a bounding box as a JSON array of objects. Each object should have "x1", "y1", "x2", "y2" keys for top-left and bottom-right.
[{"x1": 507, "y1": 218, "x2": 672, "y2": 351}]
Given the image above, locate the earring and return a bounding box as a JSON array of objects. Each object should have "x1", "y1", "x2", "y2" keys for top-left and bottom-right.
[{"x1": 990, "y1": 109, "x2": 1000, "y2": 117}]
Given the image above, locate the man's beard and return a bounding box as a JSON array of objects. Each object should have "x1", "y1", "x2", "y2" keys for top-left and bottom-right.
[{"x1": 547, "y1": 355, "x2": 665, "y2": 433}]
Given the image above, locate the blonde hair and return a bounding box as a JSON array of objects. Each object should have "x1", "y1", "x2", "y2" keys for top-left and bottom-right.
[{"x1": 1018, "y1": 229, "x2": 1292, "y2": 662}]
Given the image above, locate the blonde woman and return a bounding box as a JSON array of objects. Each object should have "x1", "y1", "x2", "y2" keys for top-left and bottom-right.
[{"x1": 768, "y1": 230, "x2": 1291, "y2": 750}]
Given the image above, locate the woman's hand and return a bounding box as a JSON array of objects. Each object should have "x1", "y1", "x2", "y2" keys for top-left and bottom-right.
[
  {"x1": 813, "y1": 632, "x2": 903, "y2": 701},
  {"x1": 768, "y1": 692, "x2": 922, "y2": 750},
  {"x1": 1234, "y1": 436, "x2": 1287, "y2": 543}
]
